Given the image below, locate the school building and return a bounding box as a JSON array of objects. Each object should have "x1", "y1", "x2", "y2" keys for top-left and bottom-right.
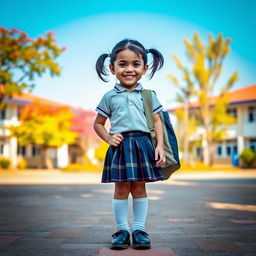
[
  {"x1": 170, "y1": 84, "x2": 256, "y2": 165},
  {"x1": 0, "y1": 91, "x2": 96, "y2": 168}
]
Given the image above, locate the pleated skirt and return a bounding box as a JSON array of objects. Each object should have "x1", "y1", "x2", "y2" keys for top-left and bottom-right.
[{"x1": 101, "y1": 131, "x2": 164, "y2": 183}]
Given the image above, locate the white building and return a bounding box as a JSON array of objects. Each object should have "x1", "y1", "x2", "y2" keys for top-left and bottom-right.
[
  {"x1": 0, "y1": 91, "x2": 94, "y2": 168},
  {"x1": 170, "y1": 84, "x2": 256, "y2": 165}
]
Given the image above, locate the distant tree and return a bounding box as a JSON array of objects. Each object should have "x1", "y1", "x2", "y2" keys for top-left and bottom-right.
[
  {"x1": 71, "y1": 110, "x2": 98, "y2": 164},
  {"x1": 95, "y1": 141, "x2": 109, "y2": 163},
  {"x1": 5, "y1": 102, "x2": 77, "y2": 169},
  {"x1": 168, "y1": 32, "x2": 238, "y2": 166},
  {"x1": 174, "y1": 107, "x2": 199, "y2": 165},
  {"x1": 0, "y1": 27, "x2": 65, "y2": 108}
]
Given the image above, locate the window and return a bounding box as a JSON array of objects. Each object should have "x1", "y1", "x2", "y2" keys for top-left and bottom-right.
[
  {"x1": 227, "y1": 108, "x2": 237, "y2": 118},
  {"x1": 225, "y1": 142, "x2": 238, "y2": 157},
  {"x1": 249, "y1": 139, "x2": 256, "y2": 152},
  {"x1": 17, "y1": 145, "x2": 26, "y2": 156},
  {"x1": 0, "y1": 140, "x2": 4, "y2": 155},
  {"x1": 32, "y1": 145, "x2": 41, "y2": 157},
  {"x1": 196, "y1": 147, "x2": 201, "y2": 158},
  {"x1": 248, "y1": 106, "x2": 256, "y2": 122},
  {"x1": 216, "y1": 145, "x2": 222, "y2": 157},
  {"x1": 0, "y1": 109, "x2": 6, "y2": 120},
  {"x1": 226, "y1": 146, "x2": 231, "y2": 156}
]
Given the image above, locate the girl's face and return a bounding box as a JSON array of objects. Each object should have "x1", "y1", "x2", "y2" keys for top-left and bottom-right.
[{"x1": 109, "y1": 49, "x2": 148, "y2": 90}]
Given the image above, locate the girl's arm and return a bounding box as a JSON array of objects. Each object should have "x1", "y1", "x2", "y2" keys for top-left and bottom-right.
[
  {"x1": 93, "y1": 113, "x2": 123, "y2": 147},
  {"x1": 153, "y1": 113, "x2": 166, "y2": 167}
]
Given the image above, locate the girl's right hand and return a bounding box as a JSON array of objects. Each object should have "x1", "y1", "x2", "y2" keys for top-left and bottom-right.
[{"x1": 107, "y1": 133, "x2": 124, "y2": 147}]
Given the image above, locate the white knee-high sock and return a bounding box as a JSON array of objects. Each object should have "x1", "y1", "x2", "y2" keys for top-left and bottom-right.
[
  {"x1": 112, "y1": 199, "x2": 130, "y2": 232},
  {"x1": 132, "y1": 197, "x2": 148, "y2": 232}
]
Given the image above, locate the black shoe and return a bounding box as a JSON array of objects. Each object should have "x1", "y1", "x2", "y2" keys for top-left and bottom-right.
[
  {"x1": 111, "y1": 230, "x2": 130, "y2": 250},
  {"x1": 132, "y1": 229, "x2": 151, "y2": 249}
]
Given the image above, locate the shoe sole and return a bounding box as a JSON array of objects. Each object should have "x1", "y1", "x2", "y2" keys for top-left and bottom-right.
[
  {"x1": 111, "y1": 243, "x2": 130, "y2": 250},
  {"x1": 133, "y1": 244, "x2": 151, "y2": 250}
]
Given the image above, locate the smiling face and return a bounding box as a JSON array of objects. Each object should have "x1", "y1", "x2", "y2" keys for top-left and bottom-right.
[{"x1": 109, "y1": 49, "x2": 148, "y2": 90}]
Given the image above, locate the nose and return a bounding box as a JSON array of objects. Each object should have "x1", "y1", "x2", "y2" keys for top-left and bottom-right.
[{"x1": 125, "y1": 65, "x2": 133, "y2": 72}]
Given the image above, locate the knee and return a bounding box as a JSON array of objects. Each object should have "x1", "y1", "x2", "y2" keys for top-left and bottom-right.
[
  {"x1": 131, "y1": 182, "x2": 147, "y2": 198},
  {"x1": 114, "y1": 182, "x2": 130, "y2": 199}
]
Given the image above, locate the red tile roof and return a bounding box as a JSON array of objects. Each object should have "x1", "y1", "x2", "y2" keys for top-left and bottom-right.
[
  {"x1": 3, "y1": 89, "x2": 92, "y2": 114},
  {"x1": 228, "y1": 84, "x2": 256, "y2": 103},
  {"x1": 169, "y1": 84, "x2": 256, "y2": 111}
]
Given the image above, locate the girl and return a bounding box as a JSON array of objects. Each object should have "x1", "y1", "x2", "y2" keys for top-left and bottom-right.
[{"x1": 94, "y1": 39, "x2": 166, "y2": 250}]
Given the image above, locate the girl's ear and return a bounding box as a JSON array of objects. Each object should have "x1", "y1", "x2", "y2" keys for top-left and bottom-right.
[
  {"x1": 109, "y1": 64, "x2": 115, "y2": 74},
  {"x1": 143, "y1": 64, "x2": 149, "y2": 74}
]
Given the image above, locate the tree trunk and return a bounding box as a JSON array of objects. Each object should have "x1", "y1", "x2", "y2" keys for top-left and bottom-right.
[
  {"x1": 209, "y1": 139, "x2": 215, "y2": 166},
  {"x1": 183, "y1": 104, "x2": 189, "y2": 165},
  {"x1": 40, "y1": 146, "x2": 53, "y2": 169},
  {"x1": 201, "y1": 92, "x2": 211, "y2": 166},
  {"x1": 202, "y1": 131, "x2": 210, "y2": 166}
]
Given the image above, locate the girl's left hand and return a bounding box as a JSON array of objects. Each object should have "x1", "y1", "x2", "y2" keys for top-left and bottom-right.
[{"x1": 155, "y1": 146, "x2": 166, "y2": 167}]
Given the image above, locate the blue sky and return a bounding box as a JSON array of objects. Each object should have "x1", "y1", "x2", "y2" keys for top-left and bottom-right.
[{"x1": 1, "y1": 0, "x2": 255, "y2": 110}]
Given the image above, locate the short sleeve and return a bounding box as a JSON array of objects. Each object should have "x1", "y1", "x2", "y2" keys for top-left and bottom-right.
[
  {"x1": 152, "y1": 91, "x2": 163, "y2": 114},
  {"x1": 95, "y1": 93, "x2": 111, "y2": 118}
]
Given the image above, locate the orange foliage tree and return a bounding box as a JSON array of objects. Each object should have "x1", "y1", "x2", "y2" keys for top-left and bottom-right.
[
  {"x1": 6, "y1": 101, "x2": 77, "y2": 169},
  {"x1": 0, "y1": 27, "x2": 66, "y2": 108},
  {"x1": 71, "y1": 110, "x2": 99, "y2": 164}
]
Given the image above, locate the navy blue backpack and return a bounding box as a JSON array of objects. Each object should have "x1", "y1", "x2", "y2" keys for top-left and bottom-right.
[{"x1": 142, "y1": 90, "x2": 180, "y2": 180}]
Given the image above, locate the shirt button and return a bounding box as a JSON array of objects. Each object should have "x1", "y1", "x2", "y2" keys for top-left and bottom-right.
[{"x1": 128, "y1": 94, "x2": 133, "y2": 105}]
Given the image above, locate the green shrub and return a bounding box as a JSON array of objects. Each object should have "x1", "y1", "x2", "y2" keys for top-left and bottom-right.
[
  {"x1": 0, "y1": 157, "x2": 11, "y2": 169},
  {"x1": 239, "y1": 148, "x2": 256, "y2": 168}
]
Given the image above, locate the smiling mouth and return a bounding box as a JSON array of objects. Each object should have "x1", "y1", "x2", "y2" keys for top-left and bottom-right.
[{"x1": 123, "y1": 75, "x2": 135, "y2": 78}]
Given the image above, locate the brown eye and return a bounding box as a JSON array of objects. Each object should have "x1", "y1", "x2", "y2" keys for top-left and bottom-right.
[{"x1": 133, "y1": 63, "x2": 141, "y2": 67}]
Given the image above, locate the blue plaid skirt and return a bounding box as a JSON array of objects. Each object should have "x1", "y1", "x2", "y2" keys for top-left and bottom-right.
[{"x1": 101, "y1": 131, "x2": 164, "y2": 183}]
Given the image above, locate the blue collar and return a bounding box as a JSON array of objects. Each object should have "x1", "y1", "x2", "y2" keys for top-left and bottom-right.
[{"x1": 114, "y1": 83, "x2": 143, "y2": 93}]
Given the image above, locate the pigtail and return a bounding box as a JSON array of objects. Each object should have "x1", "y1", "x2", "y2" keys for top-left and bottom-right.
[
  {"x1": 95, "y1": 53, "x2": 110, "y2": 82},
  {"x1": 147, "y1": 48, "x2": 164, "y2": 79}
]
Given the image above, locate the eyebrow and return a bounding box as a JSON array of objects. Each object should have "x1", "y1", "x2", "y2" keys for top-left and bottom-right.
[{"x1": 117, "y1": 60, "x2": 141, "y2": 63}]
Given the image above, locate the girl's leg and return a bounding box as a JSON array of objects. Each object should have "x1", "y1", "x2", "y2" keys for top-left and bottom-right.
[
  {"x1": 112, "y1": 182, "x2": 131, "y2": 232},
  {"x1": 130, "y1": 182, "x2": 148, "y2": 232},
  {"x1": 130, "y1": 181, "x2": 147, "y2": 198},
  {"x1": 114, "y1": 182, "x2": 131, "y2": 199}
]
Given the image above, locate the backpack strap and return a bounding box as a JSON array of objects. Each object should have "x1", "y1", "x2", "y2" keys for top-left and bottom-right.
[{"x1": 141, "y1": 89, "x2": 154, "y2": 133}]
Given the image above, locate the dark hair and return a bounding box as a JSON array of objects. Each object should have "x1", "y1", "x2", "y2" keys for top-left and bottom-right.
[{"x1": 95, "y1": 39, "x2": 164, "y2": 82}]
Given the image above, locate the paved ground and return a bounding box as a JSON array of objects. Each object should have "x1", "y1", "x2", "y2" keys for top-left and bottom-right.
[{"x1": 0, "y1": 171, "x2": 256, "y2": 255}]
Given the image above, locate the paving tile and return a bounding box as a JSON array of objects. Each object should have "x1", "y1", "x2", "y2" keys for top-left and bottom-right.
[
  {"x1": 191, "y1": 238, "x2": 247, "y2": 252},
  {"x1": 168, "y1": 218, "x2": 196, "y2": 223},
  {"x1": 236, "y1": 241, "x2": 256, "y2": 252},
  {"x1": 172, "y1": 248, "x2": 249, "y2": 256},
  {"x1": 0, "y1": 236, "x2": 21, "y2": 245},
  {"x1": 0, "y1": 223, "x2": 39, "y2": 232},
  {"x1": 182, "y1": 227, "x2": 215, "y2": 234},
  {"x1": 98, "y1": 247, "x2": 176, "y2": 256},
  {"x1": 71, "y1": 217, "x2": 101, "y2": 224},
  {"x1": 154, "y1": 242, "x2": 198, "y2": 249},
  {"x1": 8, "y1": 237, "x2": 64, "y2": 251},
  {"x1": 47, "y1": 226, "x2": 85, "y2": 238},
  {"x1": 1, "y1": 178, "x2": 256, "y2": 255},
  {"x1": 53, "y1": 248, "x2": 98, "y2": 256},
  {"x1": 0, "y1": 231, "x2": 50, "y2": 238},
  {"x1": 229, "y1": 219, "x2": 256, "y2": 224},
  {"x1": 0, "y1": 250, "x2": 55, "y2": 256}
]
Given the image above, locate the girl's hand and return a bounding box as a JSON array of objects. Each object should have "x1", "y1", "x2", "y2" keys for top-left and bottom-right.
[
  {"x1": 108, "y1": 133, "x2": 124, "y2": 147},
  {"x1": 155, "y1": 146, "x2": 166, "y2": 167}
]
